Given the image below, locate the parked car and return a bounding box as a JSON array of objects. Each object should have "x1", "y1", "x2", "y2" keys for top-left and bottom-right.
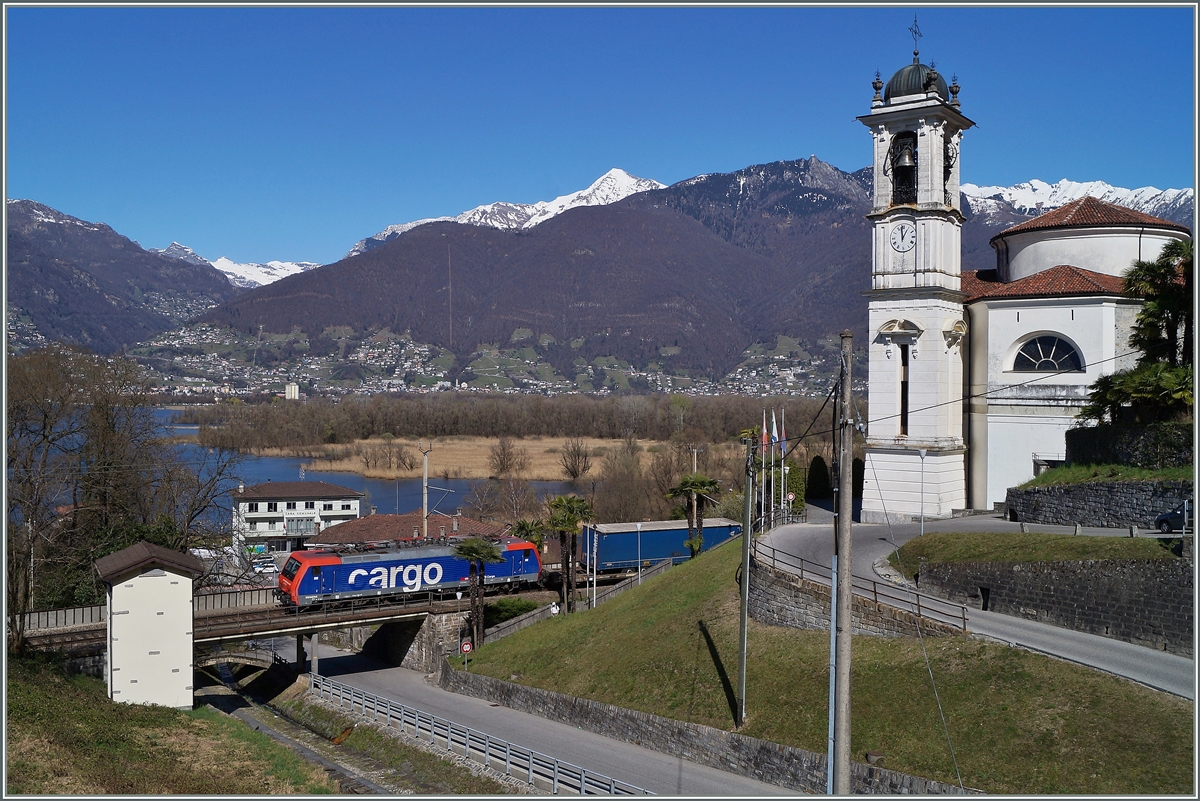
[
  {"x1": 252, "y1": 558, "x2": 279, "y2": 575},
  {"x1": 1155, "y1": 502, "x2": 1193, "y2": 534}
]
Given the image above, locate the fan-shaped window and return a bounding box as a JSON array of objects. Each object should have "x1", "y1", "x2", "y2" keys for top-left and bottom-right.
[{"x1": 1013, "y1": 336, "x2": 1083, "y2": 372}]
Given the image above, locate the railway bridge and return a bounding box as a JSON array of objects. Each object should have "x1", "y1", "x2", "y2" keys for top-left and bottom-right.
[{"x1": 22, "y1": 588, "x2": 478, "y2": 672}]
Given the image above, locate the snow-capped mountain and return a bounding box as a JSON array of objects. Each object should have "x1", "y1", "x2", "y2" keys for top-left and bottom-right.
[
  {"x1": 346, "y1": 168, "x2": 665, "y2": 258},
  {"x1": 150, "y1": 242, "x2": 320, "y2": 289},
  {"x1": 961, "y1": 178, "x2": 1193, "y2": 227},
  {"x1": 207, "y1": 257, "x2": 321, "y2": 289}
]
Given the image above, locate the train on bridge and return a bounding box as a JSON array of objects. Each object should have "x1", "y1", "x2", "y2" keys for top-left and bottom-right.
[{"x1": 277, "y1": 536, "x2": 542, "y2": 606}]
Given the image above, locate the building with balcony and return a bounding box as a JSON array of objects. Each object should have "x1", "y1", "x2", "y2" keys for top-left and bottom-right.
[{"x1": 232, "y1": 480, "x2": 364, "y2": 557}]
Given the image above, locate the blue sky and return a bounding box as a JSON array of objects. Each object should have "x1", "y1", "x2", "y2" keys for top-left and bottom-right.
[{"x1": 5, "y1": 5, "x2": 1196, "y2": 265}]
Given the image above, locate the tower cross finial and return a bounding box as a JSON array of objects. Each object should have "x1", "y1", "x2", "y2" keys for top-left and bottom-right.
[{"x1": 909, "y1": 14, "x2": 922, "y2": 59}]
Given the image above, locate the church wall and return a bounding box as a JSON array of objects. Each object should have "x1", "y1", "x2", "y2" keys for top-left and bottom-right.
[
  {"x1": 984, "y1": 413, "x2": 1077, "y2": 507},
  {"x1": 1002, "y1": 226, "x2": 1184, "y2": 282},
  {"x1": 983, "y1": 296, "x2": 1119, "y2": 386},
  {"x1": 968, "y1": 295, "x2": 1143, "y2": 508}
]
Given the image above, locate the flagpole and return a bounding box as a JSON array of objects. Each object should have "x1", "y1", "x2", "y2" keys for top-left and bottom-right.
[{"x1": 760, "y1": 409, "x2": 767, "y2": 531}]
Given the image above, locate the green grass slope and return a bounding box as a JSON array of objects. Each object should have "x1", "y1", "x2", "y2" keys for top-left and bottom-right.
[
  {"x1": 6, "y1": 653, "x2": 333, "y2": 794},
  {"x1": 458, "y1": 539, "x2": 1193, "y2": 794}
]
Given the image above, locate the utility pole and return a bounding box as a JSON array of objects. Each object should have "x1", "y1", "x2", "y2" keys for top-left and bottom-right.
[
  {"x1": 419, "y1": 440, "x2": 433, "y2": 540},
  {"x1": 833, "y1": 330, "x2": 854, "y2": 794},
  {"x1": 737, "y1": 433, "x2": 756, "y2": 727}
]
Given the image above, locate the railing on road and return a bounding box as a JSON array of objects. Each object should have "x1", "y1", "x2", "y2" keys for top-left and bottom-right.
[
  {"x1": 308, "y1": 674, "x2": 653, "y2": 795},
  {"x1": 752, "y1": 538, "x2": 969, "y2": 633}
]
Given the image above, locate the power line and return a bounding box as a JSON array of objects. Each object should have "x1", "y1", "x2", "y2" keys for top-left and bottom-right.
[
  {"x1": 775, "y1": 348, "x2": 1140, "y2": 449},
  {"x1": 862, "y1": 443, "x2": 966, "y2": 793}
]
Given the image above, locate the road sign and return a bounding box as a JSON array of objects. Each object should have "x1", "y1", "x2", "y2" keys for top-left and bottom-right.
[
  {"x1": 461, "y1": 640, "x2": 473, "y2": 654},
  {"x1": 787, "y1": 492, "x2": 796, "y2": 502}
]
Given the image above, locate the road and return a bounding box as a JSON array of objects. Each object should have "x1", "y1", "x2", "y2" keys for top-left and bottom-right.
[
  {"x1": 292, "y1": 643, "x2": 798, "y2": 796},
  {"x1": 763, "y1": 503, "x2": 1195, "y2": 699}
]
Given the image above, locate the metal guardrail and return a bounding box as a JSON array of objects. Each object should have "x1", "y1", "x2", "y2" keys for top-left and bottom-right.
[
  {"x1": 309, "y1": 674, "x2": 653, "y2": 795},
  {"x1": 752, "y1": 538, "x2": 969, "y2": 632}
]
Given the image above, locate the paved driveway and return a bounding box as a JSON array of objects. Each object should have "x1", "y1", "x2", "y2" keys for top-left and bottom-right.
[
  {"x1": 297, "y1": 644, "x2": 799, "y2": 796},
  {"x1": 763, "y1": 507, "x2": 1194, "y2": 699}
]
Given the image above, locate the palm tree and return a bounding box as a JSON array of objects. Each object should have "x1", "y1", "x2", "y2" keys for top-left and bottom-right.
[
  {"x1": 547, "y1": 494, "x2": 594, "y2": 613},
  {"x1": 667, "y1": 473, "x2": 721, "y2": 557},
  {"x1": 509, "y1": 518, "x2": 544, "y2": 551},
  {"x1": 1124, "y1": 238, "x2": 1193, "y2": 367},
  {"x1": 452, "y1": 537, "x2": 503, "y2": 647}
]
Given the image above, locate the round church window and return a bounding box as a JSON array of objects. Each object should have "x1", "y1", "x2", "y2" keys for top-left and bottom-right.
[{"x1": 1013, "y1": 336, "x2": 1083, "y2": 372}]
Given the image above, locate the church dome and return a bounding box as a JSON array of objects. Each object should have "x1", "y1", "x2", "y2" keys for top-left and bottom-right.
[{"x1": 885, "y1": 56, "x2": 949, "y2": 102}]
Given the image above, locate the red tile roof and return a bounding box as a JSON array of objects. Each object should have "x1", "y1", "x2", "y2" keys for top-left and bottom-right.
[
  {"x1": 993, "y1": 196, "x2": 1190, "y2": 241},
  {"x1": 309, "y1": 511, "x2": 507, "y2": 546},
  {"x1": 234, "y1": 480, "x2": 364, "y2": 501},
  {"x1": 963, "y1": 265, "x2": 1128, "y2": 302}
]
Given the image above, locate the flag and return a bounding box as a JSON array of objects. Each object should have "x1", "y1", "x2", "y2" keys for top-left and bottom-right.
[
  {"x1": 781, "y1": 407, "x2": 787, "y2": 455},
  {"x1": 761, "y1": 409, "x2": 768, "y2": 450},
  {"x1": 771, "y1": 410, "x2": 779, "y2": 448}
]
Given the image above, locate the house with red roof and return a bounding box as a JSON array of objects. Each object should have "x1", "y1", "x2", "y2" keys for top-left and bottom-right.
[{"x1": 307, "y1": 509, "x2": 507, "y2": 548}]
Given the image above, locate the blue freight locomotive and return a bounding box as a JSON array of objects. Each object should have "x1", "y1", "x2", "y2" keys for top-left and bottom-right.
[{"x1": 277, "y1": 537, "x2": 541, "y2": 606}]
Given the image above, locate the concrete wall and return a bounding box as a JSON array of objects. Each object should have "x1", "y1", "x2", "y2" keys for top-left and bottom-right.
[
  {"x1": 918, "y1": 558, "x2": 1193, "y2": 657},
  {"x1": 1006, "y1": 480, "x2": 1193, "y2": 528},
  {"x1": 439, "y1": 659, "x2": 974, "y2": 795},
  {"x1": 749, "y1": 557, "x2": 960, "y2": 637}
]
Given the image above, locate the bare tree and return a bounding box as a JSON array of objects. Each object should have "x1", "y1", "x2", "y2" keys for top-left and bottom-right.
[
  {"x1": 7, "y1": 346, "x2": 243, "y2": 650},
  {"x1": 498, "y1": 477, "x2": 539, "y2": 524},
  {"x1": 559, "y1": 437, "x2": 592, "y2": 482},
  {"x1": 488, "y1": 437, "x2": 529, "y2": 477}
]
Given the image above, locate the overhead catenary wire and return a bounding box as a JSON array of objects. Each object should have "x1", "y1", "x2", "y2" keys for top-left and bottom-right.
[{"x1": 773, "y1": 347, "x2": 1140, "y2": 451}]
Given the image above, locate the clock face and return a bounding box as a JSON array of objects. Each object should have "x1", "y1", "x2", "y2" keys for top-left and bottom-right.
[{"x1": 890, "y1": 222, "x2": 916, "y2": 252}]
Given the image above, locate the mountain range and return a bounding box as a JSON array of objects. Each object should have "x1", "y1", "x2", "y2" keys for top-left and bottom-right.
[
  {"x1": 344, "y1": 168, "x2": 666, "y2": 258},
  {"x1": 7, "y1": 166, "x2": 1192, "y2": 378},
  {"x1": 147, "y1": 242, "x2": 321, "y2": 289},
  {"x1": 5, "y1": 199, "x2": 240, "y2": 354}
]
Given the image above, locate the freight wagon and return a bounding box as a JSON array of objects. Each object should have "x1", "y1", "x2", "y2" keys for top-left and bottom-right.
[
  {"x1": 277, "y1": 536, "x2": 541, "y2": 606},
  {"x1": 579, "y1": 517, "x2": 742, "y2": 573}
]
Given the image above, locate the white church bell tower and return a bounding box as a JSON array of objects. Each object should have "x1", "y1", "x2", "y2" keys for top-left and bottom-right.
[{"x1": 857, "y1": 29, "x2": 975, "y2": 524}]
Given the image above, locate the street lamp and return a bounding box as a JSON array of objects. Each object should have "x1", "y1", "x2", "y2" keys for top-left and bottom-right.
[
  {"x1": 918, "y1": 448, "x2": 927, "y2": 539},
  {"x1": 636, "y1": 523, "x2": 642, "y2": 585}
]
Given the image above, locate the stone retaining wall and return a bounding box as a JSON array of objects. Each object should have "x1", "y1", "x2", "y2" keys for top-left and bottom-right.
[
  {"x1": 438, "y1": 659, "x2": 975, "y2": 795},
  {"x1": 918, "y1": 559, "x2": 1193, "y2": 657},
  {"x1": 359, "y1": 612, "x2": 466, "y2": 673},
  {"x1": 749, "y1": 556, "x2": 960, "y2": 637},
  {"x1": 1005, "y1": 480, "x2": 1193, "y2": 528}
]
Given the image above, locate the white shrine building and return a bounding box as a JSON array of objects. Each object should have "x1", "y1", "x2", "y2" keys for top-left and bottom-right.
[{"x1": 856, "y1": 49, "x2": 1191, "y2": 524}]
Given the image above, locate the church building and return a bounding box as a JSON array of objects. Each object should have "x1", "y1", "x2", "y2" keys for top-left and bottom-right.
[{"x1": 856, "y1": 47, "x2": 1190, "y2": 524}]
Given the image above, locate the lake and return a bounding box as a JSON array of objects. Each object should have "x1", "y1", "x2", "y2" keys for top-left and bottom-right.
[{"x1": 157, "y1": 409, "x2": 572, "y2": 520}]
